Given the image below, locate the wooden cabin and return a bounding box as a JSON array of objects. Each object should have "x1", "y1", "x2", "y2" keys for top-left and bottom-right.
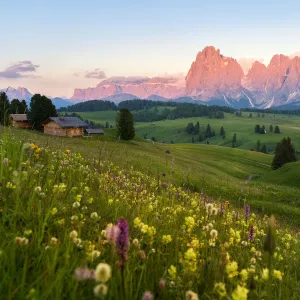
[
  {"x1": 42, "y1": 117, "x2": 88, "y2": 137},
  {"x1": 9, "y1": 114, "x2": 31, "y2": 129},
  {"x1": 85, "y1": 128, "x2": 104, "y2": 135}
]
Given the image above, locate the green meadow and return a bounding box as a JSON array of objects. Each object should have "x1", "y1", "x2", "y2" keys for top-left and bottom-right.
[
  {"x1": 4, "y1": 126, "x2": 300, "y2": 225},
  {"x1": 73, "y1": 110, "x2": 300, "y2": 153},
  {"x1": 1, "y1": 126, "x2": 300, "y2": 299}
]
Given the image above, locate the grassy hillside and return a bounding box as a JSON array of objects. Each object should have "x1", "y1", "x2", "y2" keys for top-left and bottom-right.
[
  {"x1": 135, "y1": 113, "x2": 300, "y2": 152},
  {"x1": 262, "y1": 161, "x2": 300, "y2": 188},
  {"x1": 4, "y1": 127, "x2": 300, "y2": 224},
  {"x1": 72, "y1": 110, "x2": 300, "y2": 153},
  {"x1": 2, "y1": 130, "x2": 300, "y2": 299}
]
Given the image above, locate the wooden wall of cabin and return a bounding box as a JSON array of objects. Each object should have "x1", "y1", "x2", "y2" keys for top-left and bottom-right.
[
  {"x1": 67, "y1": 127, "x2": 83, "y2": 137},
  {"x1": 12, "y1": 120, "x2": 30, "y2": 129},
  {"x1": 43, "y1": 121, "x2": 67, "y2": 136}
]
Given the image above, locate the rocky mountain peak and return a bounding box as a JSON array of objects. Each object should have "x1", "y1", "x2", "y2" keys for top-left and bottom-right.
[{"x1": 185, "y1": 46, "x2": 244, "y2": 99}]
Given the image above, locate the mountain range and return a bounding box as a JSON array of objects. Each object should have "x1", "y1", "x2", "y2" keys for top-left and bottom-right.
[
  {"x1": 70, "y1": 46, "x2": 300, "y2": 109},
  {"x1": 2, "y1": 46, "x2": 300, "y2": 109},
  {"x1": 0, "y1": 87, "x2": 72, "y2": 109}
]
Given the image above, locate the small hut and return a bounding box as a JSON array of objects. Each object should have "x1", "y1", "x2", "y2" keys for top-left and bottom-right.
[
  {"x1": 9, "y1": 114, "x2": 31, "y2": 129},
  {"x1": 85, "y1": 128, "x2": 104, "y2": 135},
  {"x1": 42, "y1": 117, "x2": 88, "y2": 137}
]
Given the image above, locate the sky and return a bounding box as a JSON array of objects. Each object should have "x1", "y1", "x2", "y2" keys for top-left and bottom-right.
[{"x1": 1, "y1": 0, "x2": 300, "y2": 97}]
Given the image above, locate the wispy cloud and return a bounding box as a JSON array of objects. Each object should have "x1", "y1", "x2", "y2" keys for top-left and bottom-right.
[
  {"x1": 85, "y1": 68, "x2": 106, "y2": 79},
  {"x1": 0, "y1": 61, "x2": 39, "y2": 78}
]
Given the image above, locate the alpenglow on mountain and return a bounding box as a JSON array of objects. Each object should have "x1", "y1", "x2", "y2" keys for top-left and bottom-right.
[{"x1": 71, "y1": 46, "x2": 300, "y2": 109}]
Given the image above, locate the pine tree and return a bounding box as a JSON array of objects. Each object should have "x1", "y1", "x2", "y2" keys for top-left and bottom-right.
[
  {"x1": 261, "y1": 144, "x2": 267, "y2": 154},
  {"x1": 249, "y1": 113, "x2": 252, "y2": 118},
  {"x1": 272, "y1": 137, "x2": 297, "y2": 170},
  {"x1": 256, "y1": 140, "x2": 261, "y2": 152},
  {"x1": 269, "y1": 124, "x2": 273, "y2": 133},
  {"x1": 192, "y1": 137, "x2": 195, "y2": 143},
  {"x1": 105, "y1": 121, "x2": 109, "y2": 128},
  {"x1": 232, "y1": 133, "x2": 237, "y2": 148},
  {"x1": 194, "y1": 121, "x2": 200, "y2": 134},
  {"x1": 274, "y1": 126, "x2": 280, "y2": 134},
  {"x1": 0, "y1": 92, "x2": 10, "y2": 126},
  {"x1": 205, "y1": 124, "x2": 212, "y2": 138},
  {"x1": 115, "y1": 108, "x2": 135, "y2": 140},
  {"x1": 27, "y1": 94, "x2": 57, "y2": 130},
  {"x1": 255, "y1": 124, "x2": 261, "y2": 133},
  {"x1": 260, "y1": 125, "x2": 266, "y2": 134},
  {"x1": 186, "y1": 122, "x2": 194, "y2": 134},
  {"x1": 10, "y1": 99, "x2": 28, "y2": 114},
  {"x1": 198, "y1": 135, "x2": 203, "y2": 142},
  {"x1": 220, "y1": 126, "x2": 225, "y2": 137}
]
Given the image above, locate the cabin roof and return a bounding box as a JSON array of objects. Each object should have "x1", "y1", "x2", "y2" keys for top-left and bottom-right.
[
  {"x1": 42, "y1": 117, "x2": 88, "y2": 128},
  {"x1": 10, "y1": 114, "x2": 28, "y2": 121}
]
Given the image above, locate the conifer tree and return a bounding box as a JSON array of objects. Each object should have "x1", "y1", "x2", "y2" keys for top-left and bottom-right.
[
  {"x1": 255, "y1": 124, "x2": 261, "y2": 133},
  {"x1": 205, "y1": 124, "x2": 212, "y2": 138},
  {"x1": 272, "y1": 137, "x2": 297, "y2": 169},
  {"x1": 27, "y1": 94, "x2": 57, "y2": 130},
  {"x1": 220, "y1": 126, "x2": 225, "y2": 137},
  {"x1": 256, "y1": 140, "x2": 261, "y2": 152},
  {"x1": 0, "y1": 92, "x2": 10, "y2": 126},
  {"x1": 115, "y1": 108, "x2": 135, "y2": 140},
  {"x1": 261, "y1": 144, "x2": 267, "y2": 154},
  {"x1": 274, "y1": 126, "x2": 280, "y2": 134}
]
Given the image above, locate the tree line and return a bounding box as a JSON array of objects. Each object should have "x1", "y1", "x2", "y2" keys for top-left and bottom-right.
[
  {"x1": 59, "y1": 99, "x2": 231, "y2": 122},
  {"x1": 0, "y1": 92, "x2": 28, "y2": 125},
  {"x1": 255, "y1": 124, "x2": 280, "y2": 134},
  {"x1": 241, "y1": 107, "x2": 300, "y2": 116}
]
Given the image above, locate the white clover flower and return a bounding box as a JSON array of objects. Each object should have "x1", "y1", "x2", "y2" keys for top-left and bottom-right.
[
  {"x1": 92, "y1": 250, "x2": 101, "y2": 260},
  {"x1": 71, "y1": 216, "x2": 78, "y2": 222},
  {"x1": 34, "y1": 186, "x2": 42, "y2": 193},
  {"x1": 72, "y1": 202, "x2": 80, "y2": 209},
  {"x1": 90, "y1": 212, "x2": 99, "y2": 220},
  {"x1": 95, "y1": 263, "x2": 112, "y2": 283},
  {"x1": 210, "y1": 229, "x2": 218, "y2": 239},
  {"x1": 94, "y1": 284, "x2": 108, "y2": 297},
  {"x1": 70, "y1": 230, "x2": 78, "y2": 240},
  {"x1": 211, "y1": 207, "x2": 218, "y2": 216},
  {"x1": 50, "y1": 237, "x2": 58, "y2": 246},
  {"x1": 15, "y1": 237, "x2": 29, "y2": 246}
]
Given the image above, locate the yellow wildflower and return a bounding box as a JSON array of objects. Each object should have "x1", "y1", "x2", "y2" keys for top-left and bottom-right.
[
  {"x1": 226, "y1": 261, "x2": 238, "y2": 279},
  {"x1": 232, "y1": 285, "x2": 249, "y2": 300}
]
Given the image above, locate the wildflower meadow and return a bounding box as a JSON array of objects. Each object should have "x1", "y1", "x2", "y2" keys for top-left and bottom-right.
[{"x1": 1, "y1": 132, "x2": 300, "y2": 299}]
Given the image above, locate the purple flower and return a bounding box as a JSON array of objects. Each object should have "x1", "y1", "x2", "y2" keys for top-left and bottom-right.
[
  {"x1": 142, "y1": 291, "x2": 153, "y2": 300},
  {"x1": 116, "y1": 217, "x2": 129, "y2": 267},
  {"x1": 3, "y1": 158, "x2": 8, "y2": 165},
  {"x1": 244, "y1": 204, "x2": 251, "y2": 222},
  {"x1": 74, "y1": 266, "x2": 95, "y2": 281},
  {"x1": 248, "y1": 224, "x2": 255, "y2": 242},
  {"x1": 106, "y1": 224, "x2": 120, "y2": 244}
]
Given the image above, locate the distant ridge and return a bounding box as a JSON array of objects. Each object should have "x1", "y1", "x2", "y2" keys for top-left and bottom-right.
[{"x1": 70, "y1": 46, "x2": 300, "y2": 109}]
